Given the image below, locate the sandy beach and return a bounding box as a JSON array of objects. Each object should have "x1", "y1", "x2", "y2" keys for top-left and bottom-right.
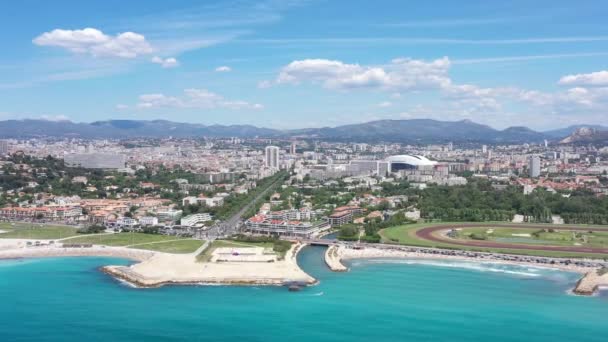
[
  {"x1": 104, "y1": 243, "x2": 315, "y2": 287},
  {"x1": 331, "y1": 245, "x2": 608, "y2": 295},
  {"x1": 0, "y1": 239, "x2": 155, "y2": 262},
  {"x1": 0, "y1": 239, "x2": 316, "y2": 287}
]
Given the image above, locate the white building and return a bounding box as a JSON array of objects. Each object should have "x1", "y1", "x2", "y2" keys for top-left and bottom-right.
[
  {"x1": 182, "y1": 196, "x2": 224, "y2": 207},
  {"x1": 116, "y1": 217, "x2": 138, "y2": 227},
  {"x1": 180, "y1": 213, "x2": 213, "y2": 227},
  {"x1": 64, "y1": 153, "x2": 125, "y2": 169},
  {"x1": 156, "y1": 209, "x2": 183, "y2": 222},
  {"x1": 528, "y1": 155, "x2": 541, "y2": 178},
  {"x1": 139, "y1": 216, "x2": 159, "y2": 226},
  {"x1": 0, "y1": 140, "x2": 9, "y2": 155},
  {"x1": 265, "y1": 146, "x2": 280, "y2": 169}
]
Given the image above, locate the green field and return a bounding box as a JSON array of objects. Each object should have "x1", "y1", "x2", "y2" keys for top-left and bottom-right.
[
  {"x1": 63, "y1": 232, "x2": 192, "y2": 247},
  {"x1": 0, "y1": 222, "x2": 79, "y2": 239},
  {"x1": 196, "y1": 240, "x2": 278, "y2": 262},
  {"x1": 132, "y1": 239, "x2": 205, "y2": 254},
  {"x1": 455, "y1": 227, "x2": 608, "y2": 248},
  {"x1": 379, "y1": 223, "x2": 608, "y2": 259}
]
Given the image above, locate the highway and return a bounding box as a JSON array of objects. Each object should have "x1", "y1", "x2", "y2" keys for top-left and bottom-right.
[{"x1": 197, "y1": 173, "x2": 285, "y2": 240}]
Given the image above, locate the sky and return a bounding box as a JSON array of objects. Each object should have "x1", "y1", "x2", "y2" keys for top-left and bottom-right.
[{"x1": 1, "y1": 0, "x2": 608, "y2": 130}]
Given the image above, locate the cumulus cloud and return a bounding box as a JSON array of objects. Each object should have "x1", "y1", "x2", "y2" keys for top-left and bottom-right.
[
  {"x1": 40, "y1": 114, "x2": 70, "y2": 121},
  {"x1": 151, "y1": 56, "x2": 179, "y2": 68},
  {"x1": 136, "y1": 88, "x2": 263, "y2": 110},
  {"x1": 33, "y1": 28, "x2": 153, "y2": 58},
  {"x1": 272, "y1": 57, "x2": 451, "y2": 90},
  {"x1": 558, "y1": 70, "x2": 608, "y2": 87},
  {"x1": 257, "y1": 80, "x2": 272, "y2": 89},
  {"x1": 215, "y1": 66, "x2": 232, "y2": 72}
]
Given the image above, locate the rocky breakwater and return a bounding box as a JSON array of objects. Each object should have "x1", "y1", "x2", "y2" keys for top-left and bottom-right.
[
  {"x1": 573, "y1": 268, "x2": 608, "y2": 296},
  {"x1": 325, "y1": 245, "x2": 348, "y2": 272}
]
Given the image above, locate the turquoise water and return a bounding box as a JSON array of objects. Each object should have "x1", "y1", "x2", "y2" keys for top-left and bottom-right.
[{"x1": 1, "y1": 247, "x2": 607, "y2": 341}]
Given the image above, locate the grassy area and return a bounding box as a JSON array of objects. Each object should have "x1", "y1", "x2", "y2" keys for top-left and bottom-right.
[
  {"x1": 0, "y1": 222, "x2": 79, "y2": 239},
  {"x1": 379, "y1": 223, "x2": 608, "y2": 259},
  {"x1": 455, "y1": 227, "x2": 608, "y2": 248},
  {"x1": 196, "y1": 240, "x2": 281, "y2": 262},
  {"x1": 132, "y1": 239, "x2": 204, "y2": 254},
  {"x1": 63, "y1": 232, "x2": 190, "y2": 246}
]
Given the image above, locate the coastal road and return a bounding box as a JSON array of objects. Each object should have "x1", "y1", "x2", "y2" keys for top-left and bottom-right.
[
  {"x1": 209, "y1": 173, "x2": 285, "y2": 238},
  {"x1": 415, "y1": 223, "x2": 608, "y2": 255}
]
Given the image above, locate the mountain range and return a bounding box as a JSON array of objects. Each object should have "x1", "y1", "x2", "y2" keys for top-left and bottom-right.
[{"x1": 0, "y1": 118, "x2": 606, "y2": 144}]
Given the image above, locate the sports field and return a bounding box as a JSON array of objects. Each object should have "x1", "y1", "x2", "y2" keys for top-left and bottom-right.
[{"x1": 380, "y1": 222, "x2": 608, "y2": 259}]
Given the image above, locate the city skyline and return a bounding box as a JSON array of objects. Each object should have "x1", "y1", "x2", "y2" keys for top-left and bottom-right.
[{"x1": 1, "y1": 0, "x2": 608, "y2": 130}]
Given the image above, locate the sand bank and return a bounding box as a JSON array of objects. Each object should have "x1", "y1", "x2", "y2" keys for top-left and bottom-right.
[{"x1": 103, "y1": 242, "x2": 315, "y2": 288}]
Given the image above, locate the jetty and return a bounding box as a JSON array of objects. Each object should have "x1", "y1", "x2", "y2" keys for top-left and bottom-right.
[
  {"x1": 573, "y1": 269, "x2": 608, "y2": 295},
  {"x1": 324, "y1": 245, "x2": 348, "y2": 272}
]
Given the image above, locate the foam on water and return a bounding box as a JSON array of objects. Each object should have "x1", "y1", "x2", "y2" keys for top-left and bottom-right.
[{"x1": 351, "y1": 258, "x2": 559, "y2": 278}]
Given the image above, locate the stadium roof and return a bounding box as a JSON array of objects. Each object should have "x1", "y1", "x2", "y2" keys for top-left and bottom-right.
[{"x1": 385, "y1": 155, "x2": 437, "y2": 166}]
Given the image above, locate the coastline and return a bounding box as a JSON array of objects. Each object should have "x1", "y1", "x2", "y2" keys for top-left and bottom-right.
[
  {"x1": 101, "y1": 242, "x2": 316, "y2": 288},
  {"x1": 0, "y1": 240, "x2": 316, "y2": 288},
  {"x1": 331, "y1": 245, "x2": 608, "y2": 295},
  {"x1": 0, "y1": 243, "x2": 155, "y2": 262}
]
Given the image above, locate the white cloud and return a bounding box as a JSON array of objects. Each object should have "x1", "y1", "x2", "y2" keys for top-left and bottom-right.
[
  {"x1": 558, "y1": 70, "x2": 608, "y2": 87},
  {"x1": 257, "y1": 80, "x2": 272, "y2": 89},
  {"x1": 33, "y1": 28, "x2": 153, "y2": 58},
  {"x1": 215, "y1": 66, "x2": 232, "y2": 72},
  {"x1": 151, "y1": 56, "x2": 179, "y2": 68},
  {"x1": 272, "y1": 57, "x2": 451, "y2": 90},
  {"x1": 116, "y1": 104, "x2": 129, "y2": 110},
  {"x1": 378, "y1": 101, "x2": 392, "y2": 107},
  {"x1": 136, "y1": 88, "x2": 262, "y2": 110},
  {"x1": 40, "y1": 114, "x2": 70, "y2": 121}
]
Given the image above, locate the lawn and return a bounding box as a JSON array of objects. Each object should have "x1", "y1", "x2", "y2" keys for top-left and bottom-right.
[
  {"x1": 196, "y1": 240, "x2": 278, "y2": 262},
  {"x1": 63, "y1": 232, "x2": 190, "y2": 247},
  {"x1": 132, "y1": 239, "x2": 205, "y2": 254},
  {"x1": 0, "y1": 222, "x2": 79, "y2": 239},
  {"x1": 380, "y1": 223, "x2": 608, "y2": 259},
  {"x1": 455, "y1": 227, "x2": 608, "y2": 248}
]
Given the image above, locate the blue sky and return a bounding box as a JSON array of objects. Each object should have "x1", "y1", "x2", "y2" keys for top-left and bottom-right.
[{"x1": 1, "y1": 0, "x2": 608, "y2": 130}]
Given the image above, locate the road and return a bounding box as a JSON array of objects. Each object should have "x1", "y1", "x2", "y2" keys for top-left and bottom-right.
[
  {"x1": 415, "y1": 223, "x2": 608, "y2": 255},
  {"x1": 196, "y1": 173, "x2": 285, "y2": 240}
]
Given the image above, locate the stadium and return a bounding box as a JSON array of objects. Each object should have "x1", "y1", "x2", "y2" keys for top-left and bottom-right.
[{"x1": 386, "y1": 155, "x2": 437, "y2": 172}]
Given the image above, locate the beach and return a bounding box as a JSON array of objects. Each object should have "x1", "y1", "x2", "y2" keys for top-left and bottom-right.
[
  {"x1": 330, "y1": 245, "x2": 608, "y2": 295},
  {"x1": 0, "y1": 239, "x2": 316, "y2": 287}
]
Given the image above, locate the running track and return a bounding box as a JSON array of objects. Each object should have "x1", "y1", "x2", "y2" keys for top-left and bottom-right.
[{"x1": 416, "y1": 223, "x2": 608, "y2": 255}]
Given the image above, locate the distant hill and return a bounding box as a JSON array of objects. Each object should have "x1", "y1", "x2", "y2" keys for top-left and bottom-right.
[
  {"x1": 559, "y1": 127, "x2": 608, "y2": 144},
  {"x1": 0, "y1": 119, "x2": 281, "y2": 139},
  {"x1": 290, "y1": 119, "x2": 547, "y2": 143},
  {"x1": 544, "y1": 124, "x2": 608, "y2": 138},
  {"x1": 0, "y1": 118, "x2": 602, "y2": 144}
]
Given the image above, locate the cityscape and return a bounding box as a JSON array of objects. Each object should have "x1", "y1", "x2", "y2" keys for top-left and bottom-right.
[{"x1": 1, "y1": 1, "x2": 608, "y2": 341}]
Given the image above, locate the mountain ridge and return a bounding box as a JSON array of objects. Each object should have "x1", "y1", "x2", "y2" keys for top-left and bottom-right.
[{"x1": 0, "y1": 118, "x2": 603, "y2": 143}]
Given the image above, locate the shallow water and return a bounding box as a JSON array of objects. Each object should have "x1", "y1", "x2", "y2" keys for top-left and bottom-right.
[{"x1": 0, "y1": 247, "x2": 607, "y2": 341}]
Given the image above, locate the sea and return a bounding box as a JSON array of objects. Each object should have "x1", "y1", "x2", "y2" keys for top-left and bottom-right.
[{"x1": 1, "y1": 246, "x2": 607, "y2": 341}]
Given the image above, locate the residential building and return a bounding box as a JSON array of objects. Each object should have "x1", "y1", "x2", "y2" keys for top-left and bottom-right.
[{"x1": 265, "y1": 145, "x2": 280, "y2": 169}]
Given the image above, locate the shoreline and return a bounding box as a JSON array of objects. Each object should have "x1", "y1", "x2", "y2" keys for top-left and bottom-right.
[
  {"x1": 331, "y1": 245, "x2": 608, "y2": 295},
  {"x1": 101, "y1": 242, "x2": 316, "y2": 288},
  {"x1": 0, "y1": 244, "x2": 155, "y2": 262},
  {"x1": 0, "y1": 240, "x2": 316, "y2": 288}
]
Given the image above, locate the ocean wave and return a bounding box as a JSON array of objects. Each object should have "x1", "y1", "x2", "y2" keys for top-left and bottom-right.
[
  {"x1": 357, "y1": 258, "x2": 547, "y2": 278},
  {"x1": 0, "y1": 258, "x2": 38, "y2": 268},
  {"x1": 115, "y1": 277, "x2": 138, "y2": 288},
  {"x1": 310, "y1": 291, "x2": 324, "y2": 296}
]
